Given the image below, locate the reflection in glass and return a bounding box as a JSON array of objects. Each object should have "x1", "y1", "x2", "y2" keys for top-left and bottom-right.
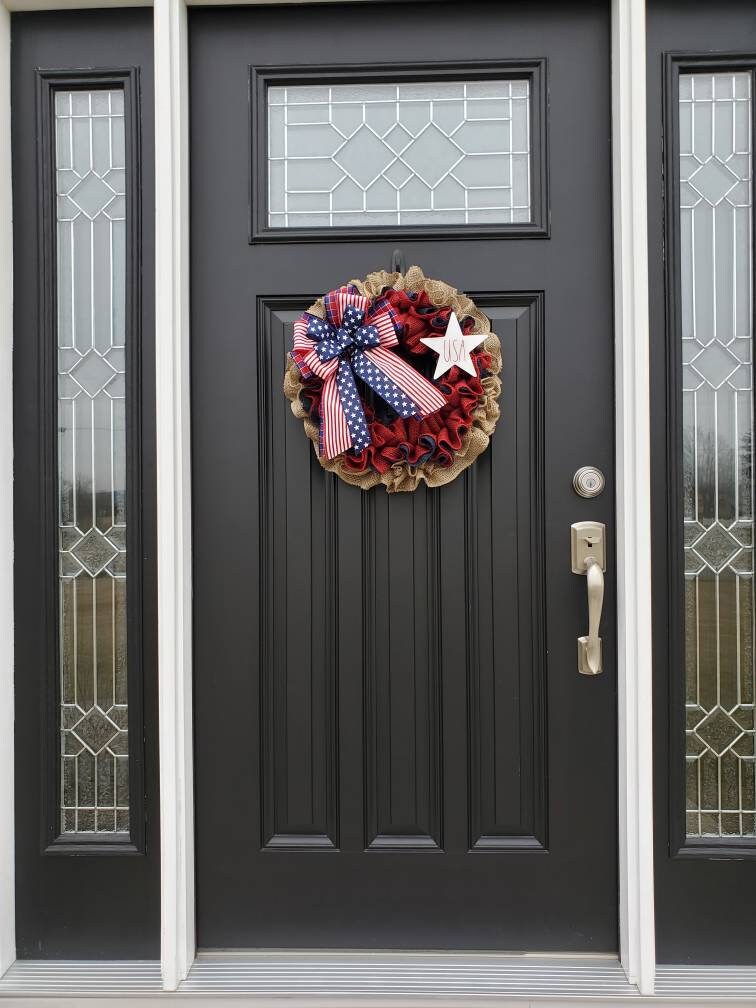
[
  {"x1": 55, "y1": 90, "x2": 129, "y2": 835},
  {"x1": 679, "y1": 72, "x2": 755, "y2": 838},
  {"x1": 267, "y1": 80, "x2": 531, "y2": 227}
]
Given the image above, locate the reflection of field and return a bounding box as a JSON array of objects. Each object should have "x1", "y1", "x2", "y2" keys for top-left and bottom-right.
[{"x1": 683, "y1": 423, "x2": 756, "y2": 838}]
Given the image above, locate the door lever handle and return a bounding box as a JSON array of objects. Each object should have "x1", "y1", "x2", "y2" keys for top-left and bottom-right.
[
  {"x1": 580, "y1": 558, "x2": 604, "y2": 675},
  {"x1": 571, "y1": 521, "x2": 606, "y2": 676}
]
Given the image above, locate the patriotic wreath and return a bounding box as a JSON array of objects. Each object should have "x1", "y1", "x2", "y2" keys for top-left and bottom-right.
[{"x1": 284, "y1": 266, "x2": 501, "y2": 493}]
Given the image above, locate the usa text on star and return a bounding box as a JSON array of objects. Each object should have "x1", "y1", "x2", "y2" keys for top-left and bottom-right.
[{"x1": 419, "y1": 311, "x2": 487, "y2": 380}]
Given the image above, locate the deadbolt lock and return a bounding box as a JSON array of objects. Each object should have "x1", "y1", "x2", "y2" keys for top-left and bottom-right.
[{"x1": 573, "y1": 466, "x2": 606, "y2": 499}]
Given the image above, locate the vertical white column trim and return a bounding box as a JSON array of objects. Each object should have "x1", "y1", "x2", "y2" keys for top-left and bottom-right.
[
  {"x1": 0, "y1": 0, "x2": 15, "y2": 981},
  {"x1": 612, "y1": 0, "x2": 656, "y2": 996},
  {"x1": 154, "y1": 0, "x2": 194, "y2": 991}
]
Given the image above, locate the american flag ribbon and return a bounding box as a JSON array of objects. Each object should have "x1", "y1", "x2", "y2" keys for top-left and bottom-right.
[{"x1": 291, "y1": 284, "x2": 446, "y2": 460}]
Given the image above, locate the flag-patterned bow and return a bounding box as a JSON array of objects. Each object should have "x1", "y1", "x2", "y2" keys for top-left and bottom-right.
[{"x1": 291, "y1": 285, "x2": 446, "y2": 459}]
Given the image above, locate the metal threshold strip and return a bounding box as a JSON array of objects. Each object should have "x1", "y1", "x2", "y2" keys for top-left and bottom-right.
[
  {"x1": 0, "y1": 954, "x2": 755, "y2": 1002},
  {"x1": 182, "y1": 952, "x2": 636, "y2": 998},
  {"x1": 655, "y1": 965, "x2": 756, "y2": 1000},
  {"x1": 0, "y1": 959, "x2": 163, "y2": 994}
]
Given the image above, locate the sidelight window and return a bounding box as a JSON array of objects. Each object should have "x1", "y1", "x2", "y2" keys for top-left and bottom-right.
[
  {"x1": 675, "y1": 70, "x2": 755, "y2": 840},
  {"x1": 54, "y1": 88, "x2": 131, "y2": 837}
]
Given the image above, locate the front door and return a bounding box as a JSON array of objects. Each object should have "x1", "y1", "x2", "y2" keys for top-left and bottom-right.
[{"x1": 190, "y1": 0, "x2": 617, "y2": 952}]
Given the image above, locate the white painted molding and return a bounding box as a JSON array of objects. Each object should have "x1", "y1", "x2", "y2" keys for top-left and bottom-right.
[
  {"x1": 611, "y1": 0, "x2": 656, "y2": 996},
  {"x1": 0, "y1": 0, "x2": 15, "y2": 982},
  {"x1": 154, "y1": 0, "x2": 194, "y2": 991}
]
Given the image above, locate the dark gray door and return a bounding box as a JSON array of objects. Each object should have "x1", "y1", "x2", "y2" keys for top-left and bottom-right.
[{"x1": 191, "y1": 1, "x2": 617, "y2": 951}]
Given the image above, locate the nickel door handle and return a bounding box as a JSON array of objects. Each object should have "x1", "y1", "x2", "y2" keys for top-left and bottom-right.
[
  {"x1": 579, "y1": 558, "x2": 604, "y2": 675},
  {"x1": 571, "y1": 521, "x2": 606, "y2": 676}
]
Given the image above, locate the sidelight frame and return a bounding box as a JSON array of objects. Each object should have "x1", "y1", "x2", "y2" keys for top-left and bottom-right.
[
  {"x1": 0, "y1": 0, "x2": 657, "y2": 999},
  {"x1": 662, "y1": 51, "x2": 756, "y2": 861},
  {"x1": 34, "y1": 66, "x2": 147, "y2": 855}
]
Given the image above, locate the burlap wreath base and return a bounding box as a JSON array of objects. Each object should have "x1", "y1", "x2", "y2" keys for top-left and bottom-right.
[{"x1": 284, "y1": 266, "x2": 502, "y2": 493}]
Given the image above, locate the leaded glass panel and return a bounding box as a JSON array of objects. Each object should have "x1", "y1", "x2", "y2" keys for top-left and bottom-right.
[
  {"x1": 679, "y1": 71, "x2": 756, "y2": 838},
  {"x1": 55, "y1": 89, "x2": 130, "y2": 835},
  {"x1": 267, "y1": 80, "x2": 531, "y2": 227}
]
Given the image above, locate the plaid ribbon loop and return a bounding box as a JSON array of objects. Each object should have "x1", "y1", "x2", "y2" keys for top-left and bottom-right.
[{"x1": 291, "y1": 284, "x2": 446, "y2": 460}]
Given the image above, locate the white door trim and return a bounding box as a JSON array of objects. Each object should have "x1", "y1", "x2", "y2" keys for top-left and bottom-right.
[
  {"x1": 611, "y1": 0, "x2": 656, "y2": 996},
  {"x1": 0, "y1": 0, "x2": 657, "y2": 996},
  {"x1": 154, "y1": 0, "x2": 194, "y2": 991}
]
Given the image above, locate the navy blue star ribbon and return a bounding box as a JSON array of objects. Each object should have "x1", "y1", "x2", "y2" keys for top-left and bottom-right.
[{"x1": 307, "y1": 303, "x2": 422, "y2": 454}]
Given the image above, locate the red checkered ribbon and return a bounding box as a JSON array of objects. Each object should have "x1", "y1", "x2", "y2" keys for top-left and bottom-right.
[{"x1": 291, "y1": 284, "x2": 445, "y2": 460}]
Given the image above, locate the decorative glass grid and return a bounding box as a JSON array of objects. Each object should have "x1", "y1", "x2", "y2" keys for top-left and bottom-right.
[
  {"x1": 55, "y1": 90, "x2": 130, "y2": 835},
  {"x1": 679, "y1": 72, "x2": 756, "y2": 838},
  {"x1": 267, "y1": 80, "x2": 531, "y2": 227}
]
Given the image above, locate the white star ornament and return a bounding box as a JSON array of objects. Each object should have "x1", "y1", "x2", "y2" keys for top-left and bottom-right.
[{"x1": 419, "y1": 311, "x2": 487, "y2": 380}]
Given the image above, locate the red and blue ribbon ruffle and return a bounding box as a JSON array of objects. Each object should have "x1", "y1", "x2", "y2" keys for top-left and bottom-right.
[{"x1": 291, "y1": 284, "x2": 446, "y2": 460}]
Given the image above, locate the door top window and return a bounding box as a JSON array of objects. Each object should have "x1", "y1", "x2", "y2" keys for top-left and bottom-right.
[{"x1": 251, "y1": 62, "x2": 548, "y2": 241}]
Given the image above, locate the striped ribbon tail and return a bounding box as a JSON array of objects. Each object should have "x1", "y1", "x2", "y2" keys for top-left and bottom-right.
[
  {"x1": 362, "y1": 346, "x2": 447, "y2": 416},
  {"x1": 350, "y1": 350, "x2": 423, "y2": 419},
  {"x1": 321, "y1": 360, "x2": 371, "y2": 460}
]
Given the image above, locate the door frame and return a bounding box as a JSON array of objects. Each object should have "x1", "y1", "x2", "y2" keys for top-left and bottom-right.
[{"x1": 0, "y1": 0, "x2": 656, "y2": 995}]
